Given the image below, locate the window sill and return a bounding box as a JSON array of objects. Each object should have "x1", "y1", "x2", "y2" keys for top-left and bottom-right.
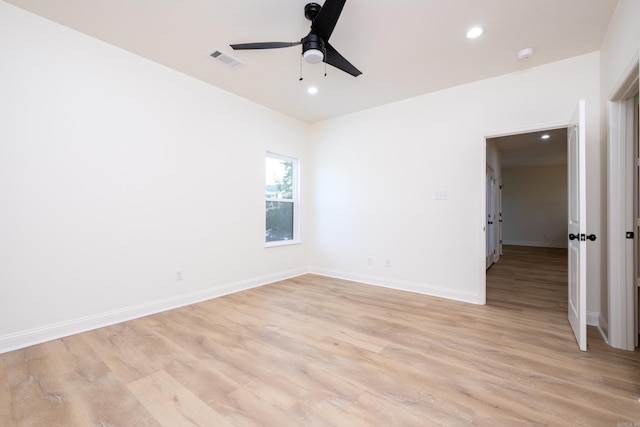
[{"x1": 265, "y1": 239, "x2": 302, "y2": 248}]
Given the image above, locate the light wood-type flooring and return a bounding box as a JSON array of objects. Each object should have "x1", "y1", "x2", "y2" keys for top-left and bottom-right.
[{"x1": 1, "y1": 246, "x2": 639, "y2": 426}]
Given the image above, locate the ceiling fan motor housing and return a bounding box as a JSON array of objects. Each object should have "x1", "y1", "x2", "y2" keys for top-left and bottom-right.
[
  {"x1": 302, "y1": 33, "x2": 325, "y2": 63},
  {"x1": 304, "y1": 3, "x2": 321, "y2": 21}
]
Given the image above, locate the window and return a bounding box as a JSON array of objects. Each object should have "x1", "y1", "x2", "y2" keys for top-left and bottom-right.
[{"x1": 265, "y1": 152, "x2": 299, "y2": 245}]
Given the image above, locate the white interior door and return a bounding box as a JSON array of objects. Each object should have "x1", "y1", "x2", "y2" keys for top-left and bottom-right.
[
  {"x1": 498, "y1": 177, "x2": 503, "y2": 257},
  {"x1": 568, "y1": 99, "x2": 587, "y2": 351},
  {"x1": 486, "y1": 167, "x2": 496, "y2": 269}
]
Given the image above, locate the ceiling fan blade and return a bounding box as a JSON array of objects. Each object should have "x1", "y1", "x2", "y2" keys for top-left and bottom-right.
[
  {"x1": 324, "y1": 42, "x2": 361, "y2": 77},
  {"x1": 230, "y1": 41, "x2": 301, "y2": 50},
  {"x1": 311, "y1": 0, "x2": 346, "y2": 41}
]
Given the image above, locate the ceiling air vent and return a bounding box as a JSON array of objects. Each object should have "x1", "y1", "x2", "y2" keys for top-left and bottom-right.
[{"x1": 209, "y1": 50, "x2": 243, "y2": 69}]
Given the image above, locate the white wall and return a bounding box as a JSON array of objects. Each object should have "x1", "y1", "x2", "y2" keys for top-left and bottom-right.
[
  {"x1": 485, "y1": 141, "x2": 502, "y2": 184},
  {"x1": 309, "y1": 52, "x2": 601, "y2": 309},
  {"x1": 486, "y1": 140, "x2": 502, "y2": 180},
  {"x1": 502, "y1": 166, "x2": 568, "y2": 248},
  {"x1": 600, "y1": 0, "x2": 640, "y2": 97},
  {"x1": 0, "y1": 3, "x2": 309, "y2": 352}
]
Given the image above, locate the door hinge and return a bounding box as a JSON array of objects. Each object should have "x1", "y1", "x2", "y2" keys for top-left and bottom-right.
[{"x1": 626, "y1": 231, "x2": 634, "y2": 239}]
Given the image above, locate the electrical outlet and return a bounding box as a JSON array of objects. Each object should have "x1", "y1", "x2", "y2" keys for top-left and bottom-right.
[
  {"x1": 385, "y1": 259, "x2": 391, "y2": 268},
  {"x1": 176, "y1": 269, "x2": 184, "y2": 281},
  {"x1": 367, "y1": 257, "x2": 373, "y2": 265}
]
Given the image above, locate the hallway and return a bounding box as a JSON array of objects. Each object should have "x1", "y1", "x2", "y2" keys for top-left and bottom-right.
[{"x1": 487, "y1": 245, "x2": 567, "y2": 312}]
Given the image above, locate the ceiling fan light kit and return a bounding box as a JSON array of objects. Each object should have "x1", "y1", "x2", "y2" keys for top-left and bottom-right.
[
  {"x1": 302, "y1": 33, "x2": 326, "y2": 64},
  {"x1": 304, "y1": 49, "x2": 324, "y2": 64},
  {"x1": 230, "y1": 0, "x2": 361, "y2": 77}
]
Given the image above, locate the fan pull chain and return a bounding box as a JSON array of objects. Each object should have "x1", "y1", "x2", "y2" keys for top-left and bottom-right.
[
  {"x1": 299, "y1": 55, "x2": 303, "y2": 81},
  {"x1": 324, "y1": 62, "x2": 327, "y2": 77}
]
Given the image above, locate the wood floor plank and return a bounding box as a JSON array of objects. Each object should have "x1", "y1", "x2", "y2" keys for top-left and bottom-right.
[
  {"x1": 27, "y1": 333, "x2": 159, "y2": 425},
  {"x1": 0, "y1": 355, "x2": 14, "y2": 425},
  {"x1": 1, "y1": 245, "x2": 639, "y2": 426},
  {"x1": 128, "y1": 370, "x2": 230, "y2": 426},
  {"x1": 4, "y1": 344, "x2": 91, "y2": 426},
  {"x1": 62, "y1": 365, "x2": 161, "y2": 426},
  {"x1": 79, "y1": 323, "x2": 164, "y2": 384}
]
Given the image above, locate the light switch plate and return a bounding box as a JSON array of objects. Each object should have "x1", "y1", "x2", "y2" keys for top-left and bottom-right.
[{"x1": 435, "y1": 191, "x2": 449, "y2": 200}]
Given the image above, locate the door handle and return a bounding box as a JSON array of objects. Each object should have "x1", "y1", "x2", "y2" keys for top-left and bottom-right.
[{"x1": 569, "y1": 233, "x2": 596, "y2": 241}]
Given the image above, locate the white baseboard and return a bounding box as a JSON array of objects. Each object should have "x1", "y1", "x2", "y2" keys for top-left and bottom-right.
[
  {"x1": 587, "y1": 311, "x2": 599, "y2": 327},
  {"x1": 587, "y1": 311, "x2": 609, "y2": 344},
  {"x1": 502, "y1": 240, "x2": 567, "y2": 249},
  {"x1": 2, "y1": 268, "x2": 604, "y2": 355},
  {"x1": 0, "y1": 268, "x2": 307, "y2": 354},
  {"x1": 309, "y1": 267, "x2": 481, "y2": 305},
  {"x1": 597, "y1": 312, "x2": 609, "y2": 344}
]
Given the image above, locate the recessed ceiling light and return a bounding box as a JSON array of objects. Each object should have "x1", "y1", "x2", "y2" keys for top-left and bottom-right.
[
  {"x1": 541, "y1": 134, "x2": 550, "y2": 140},
  {"x1": 307, "y1": 86, "x2": 318, "y2": 95},
  {"x1": 466, "y1": 27, "x2": 484, "y2": 39}
]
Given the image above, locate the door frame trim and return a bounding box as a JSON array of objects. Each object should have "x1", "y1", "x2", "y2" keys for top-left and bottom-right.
[{"x1": 607, "y1": 55, "x2": 639, "y2": 351}]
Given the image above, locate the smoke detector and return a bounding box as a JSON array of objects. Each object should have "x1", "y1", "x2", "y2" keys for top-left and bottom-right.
[{"x1": 517, "y1": 48, "x2": 534, "y2": 60}]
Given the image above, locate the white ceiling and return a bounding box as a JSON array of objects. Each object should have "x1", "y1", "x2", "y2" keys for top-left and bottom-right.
[
  {"x1": 490, "y1": 128, "x2": 568, "y2": 168},
  {"x1": 4, "y1": 0, "x2": 618, "y2": 123}
]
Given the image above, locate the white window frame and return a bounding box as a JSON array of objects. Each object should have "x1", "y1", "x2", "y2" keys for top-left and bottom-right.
[{"x1": 265, "y1": 152, "x2": 300, "y2": 247}]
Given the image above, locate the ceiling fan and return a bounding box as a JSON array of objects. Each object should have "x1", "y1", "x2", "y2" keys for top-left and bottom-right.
[{"x1": 230, "y1": 0, "x2": 361, "y2": 77}]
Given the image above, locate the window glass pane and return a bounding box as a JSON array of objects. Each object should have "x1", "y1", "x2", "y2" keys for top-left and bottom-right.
[
  {"x1": 266, "y1": 201, "x2": 294, "y2": 242},
  {"x1": 266, "y1": 156, "x2": 293, "y2": 200}
]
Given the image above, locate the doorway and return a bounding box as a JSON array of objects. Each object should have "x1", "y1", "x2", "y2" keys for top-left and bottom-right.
[
  {"x1": 486, "y1": 128, "x2": 568, "y2": 255},
  {"x1": 485, "y1": 127, "x2": 569, "y2": 302}
]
